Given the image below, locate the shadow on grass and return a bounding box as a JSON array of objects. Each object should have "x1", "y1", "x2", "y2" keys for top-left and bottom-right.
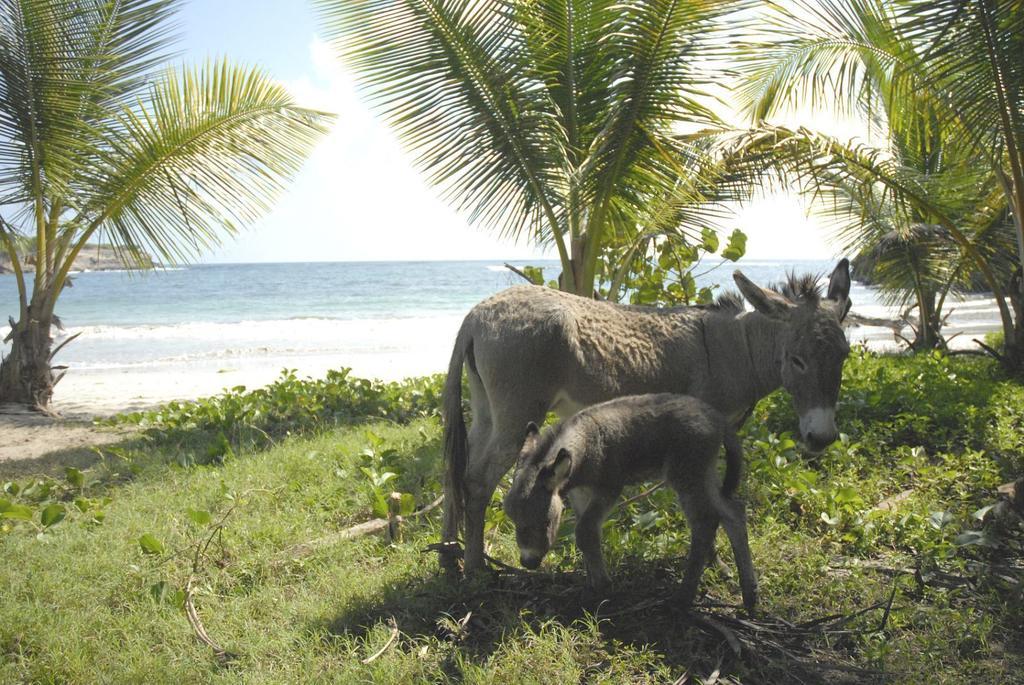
[
  {"x1": 0, "y1": 443, "x2": 108, "y2": 479},
  {"x1": 317, "y1": 554, "x2": 881, "y2": 684},
  {"x1": 0, "y1": 424, "x2": 249, "y2": 485}
]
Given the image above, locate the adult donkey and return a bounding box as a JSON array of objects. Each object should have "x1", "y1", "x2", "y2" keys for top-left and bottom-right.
[{"x1": 441, "y1": 260, "x2": 852, "y2": 576}]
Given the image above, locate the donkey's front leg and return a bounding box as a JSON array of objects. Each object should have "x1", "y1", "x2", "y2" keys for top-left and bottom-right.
[
  {"x1": 463, "y1": 448, "x2": 518, "y2": 576},
  {"x1": 568, "y1": 487, "x2": 617, "y2": 592}
]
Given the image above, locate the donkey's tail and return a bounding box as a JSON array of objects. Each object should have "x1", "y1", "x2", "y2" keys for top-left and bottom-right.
[
  {"x1": 721, "y1": 427, "x2": 744, "y2": 499},
  {"x1": 442, "y1": 320, "x2": 474, "y2": 534}
]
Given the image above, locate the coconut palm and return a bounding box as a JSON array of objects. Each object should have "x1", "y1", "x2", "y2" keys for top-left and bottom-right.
[
  {"x1": 314, "y1": 0, "x2": 751, "y2": 298},
  {"x1": 0, "y1": 0, "x2": 331, "y2": 409},
  {"x1": 736, "y1": 0, "x2": 1024, "y2": 368}
]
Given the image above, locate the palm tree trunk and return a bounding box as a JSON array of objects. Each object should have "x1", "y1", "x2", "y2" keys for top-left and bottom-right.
[{"x1": 0, "y1": 305, "x2": 54, "y2": 408}]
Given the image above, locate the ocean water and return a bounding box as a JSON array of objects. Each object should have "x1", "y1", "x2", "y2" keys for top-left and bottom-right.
[{"x1": 0, "y1": 259, "x2": 999, "y2": 374}]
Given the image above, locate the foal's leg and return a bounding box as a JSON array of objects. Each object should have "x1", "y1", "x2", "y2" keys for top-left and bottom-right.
[
  {"x1": 567, "y1": 487, "x2": 619, "y2": 592},
  {"x1": 674, "y1": 481, "x2": 719, "y2": 609}
]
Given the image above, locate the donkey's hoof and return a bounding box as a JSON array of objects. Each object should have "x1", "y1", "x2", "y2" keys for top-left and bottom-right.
[{"x1": 742, "y1": 590, "x2": 759, "y2": 616}]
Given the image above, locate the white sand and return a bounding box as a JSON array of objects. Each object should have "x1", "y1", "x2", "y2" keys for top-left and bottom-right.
[{"x1": 52, "y1": 347, "x2": 456, "y2": 418}]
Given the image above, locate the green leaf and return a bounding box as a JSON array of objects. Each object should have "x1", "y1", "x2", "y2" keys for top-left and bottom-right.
[
  {"x1": 521, "y1": 265, "x2": 545, "y2": 285},
  {"x1": 700, "y1": 227, "x2": 720, "y2": 253},
  {"x1": 138, "y1": 534, "x2": 165, "y2": 555},
  {"x1": 928, "y1": 510, "x2": 955, "y2": 530},
  {"x1": 2, "y1": 504, "x2": 33, "y2": 521},
  {"x1": 721, "y1": 229, "x2": 747, "y2": 261},
  {"x1": 65, "y1": 467, "x2": 85, "y2": 489},
  {"x1": 150, "y1": 580, "x2": 176, "y2": 604},
  {"x1": 636, "y1": 510, "x2": 660, "y2": 531},
  {"x1": 399, "y1": 493, "x2": 416, "y2": 517},
  {"x1": 187, "y1": 509, "x2": 212, "y2": 527},
  {"x1": 953, "y1": 530, "x2": 997, "y2": 548},
  {"x1": 40, "y1": 504, "x2": 66, "y2": 528},
  {"x1": 833, "y1": 486, "x2": 862, "y2": 506},
  {"x1": 371, "y1": 491, "x2": 388, "y2": 519},
  {"x1": 972, "y1": 504, "x2": 997, "y2": 521}
]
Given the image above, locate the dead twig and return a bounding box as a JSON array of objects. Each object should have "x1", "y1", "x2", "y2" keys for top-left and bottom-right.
[
  {"x1": 878, "y1": 579, "x2": 898, "y2": 632},
  {"x1": 691, "y1": 612, "x2": 743, "y2": 657},
  {"x1": 360, "y1": 617, "x2": 399, "y2": 665},
  {"x1": 504, "y1": 263, "x2": 540, "y2": 285},
  {"x1": 617, "y1": 481, "x2": 665, "y2": 509},
  {"x1": 184, "y1": 502, "x2": 240, "y2": 665},
  {"x1": 277, "y1": 495, "x2": 443, "y2": 563}
]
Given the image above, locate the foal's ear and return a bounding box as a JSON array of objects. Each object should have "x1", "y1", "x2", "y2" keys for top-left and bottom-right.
[
  {"x1": 734, "y1": 271, "x2": 794, "y2": 320},
  {"x1": 826, "y1": 258, "x2": 852, "y2": 321},
  {"x1": 544, "y1": 448, "x2": 572, "y2": 491},
  {"x1": 521, "y1": 422, "x2": 541, "y2": 453}
]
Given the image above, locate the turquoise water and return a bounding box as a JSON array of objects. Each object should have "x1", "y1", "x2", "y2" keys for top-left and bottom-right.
[{"x1": 1, "y1": 259, "x2": 888, "y2": 370}]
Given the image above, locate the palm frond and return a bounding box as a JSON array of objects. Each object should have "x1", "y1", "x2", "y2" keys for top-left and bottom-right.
[
  {"x1": 0, "y1": 0, "x2": 182, "y2": 204},
  {"x1": 316, "y1": 0, "x2": 568, "y2": 253},
  {"x1": 64, "y1": 60, "x2": 332, "y2": 270}
]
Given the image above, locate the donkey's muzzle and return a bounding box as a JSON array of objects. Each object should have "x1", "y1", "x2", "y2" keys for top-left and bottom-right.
[
  {"x1": 799, "y1": 408, "x2": 838, "y2": 454},
  {"x1": 520, "y1": 552, "x2": 542, "y2": 570},
  {"x1": 803, "y1": 431, "x2": 838, "y2": 454}
]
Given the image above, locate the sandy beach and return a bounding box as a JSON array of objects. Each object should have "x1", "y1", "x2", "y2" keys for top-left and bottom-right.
[
  {"x1": 2, "y1": 260, "x2": 1004, "y2": 421},
  {"x1": 36, "y1": 295, "x2": 1002, "y2": 419}
]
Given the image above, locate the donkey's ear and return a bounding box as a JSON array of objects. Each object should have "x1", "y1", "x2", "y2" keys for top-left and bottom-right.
[
  {"x1": 544, "y1": 448, "x2": 572, "y2": 491},
  {"x1": 733, "y1": 271, "x2": 794, "y2": 319},
  {"x1": 826, "y1": 258, "x2": 852, "y2": 321},
  {"x1": 524, "y1": 422, "x2": 540, "y2": 438}
]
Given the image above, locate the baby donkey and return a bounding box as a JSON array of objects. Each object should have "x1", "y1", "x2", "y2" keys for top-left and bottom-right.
[{"x1": 504, "y1": 393, "x2": 758, "y2": 611}]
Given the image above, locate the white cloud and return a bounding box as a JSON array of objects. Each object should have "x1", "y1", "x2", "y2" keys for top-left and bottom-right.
[{"x1": 207, "y1": 37, "x2": 548, "y2": 263}]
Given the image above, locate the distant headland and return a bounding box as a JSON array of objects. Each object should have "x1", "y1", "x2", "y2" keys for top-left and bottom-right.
[{"x1": 0, "y1": 244, "x2": 154, "y2": 274}]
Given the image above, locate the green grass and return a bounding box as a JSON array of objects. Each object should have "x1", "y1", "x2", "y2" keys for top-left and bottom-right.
[{"x1": 1, "y1": 351, "x2": 1022, "y2": 683}]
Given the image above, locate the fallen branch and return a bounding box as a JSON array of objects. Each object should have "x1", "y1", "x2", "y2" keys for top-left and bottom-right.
[
  {"x1": 972, "y1": 338, "x2": 1004, "y2": 361},
  {"x1": 873, "y1": 488, "x2": 914, "y2": 512},
  {"x1": 360, "y1": 617, "x2": 399, "y2": 665},
  {"x1": 276, "y1": 495, "x2": 443, "y2": 562},
  {"x1": 845, "y1": 311, "x2": 907, "y2": 331}
]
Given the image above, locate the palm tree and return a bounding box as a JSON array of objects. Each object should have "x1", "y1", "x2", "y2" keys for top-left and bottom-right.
[
  {"x1": 314, "y1": 0, "x2": 750, "y2": 298},
  {"x1": 0, "y1": 0, "x2": 331, "y2": 409},
  {"x1": 735, "y1": 0, "x2": 1024, "y2": 368}
]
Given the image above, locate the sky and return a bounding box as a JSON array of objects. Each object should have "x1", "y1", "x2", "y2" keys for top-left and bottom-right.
[{"x1": 178, "y1": 1, "x2": 860, "y2": 264}]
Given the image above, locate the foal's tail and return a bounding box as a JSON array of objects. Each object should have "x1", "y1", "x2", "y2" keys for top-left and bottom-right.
[
  {"x1": 442, "y1": 321, "x2": 474, "y2": 533},
  {"x1": 721, "y1": 427, "x2": 744, "y2": 499}
]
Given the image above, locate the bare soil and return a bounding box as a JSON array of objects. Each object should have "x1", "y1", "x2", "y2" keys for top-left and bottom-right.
[{"x1": 0, "y1": 405, "x2": 129, "y2": 476}]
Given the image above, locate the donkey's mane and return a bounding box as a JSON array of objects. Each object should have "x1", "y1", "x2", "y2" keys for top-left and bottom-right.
[
  {"x1": 771, "y1": 272, "x2": 823, "y2": 304},
  {"x1": 704, "y1": 291, "x2": 745, "y2": 312}
]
